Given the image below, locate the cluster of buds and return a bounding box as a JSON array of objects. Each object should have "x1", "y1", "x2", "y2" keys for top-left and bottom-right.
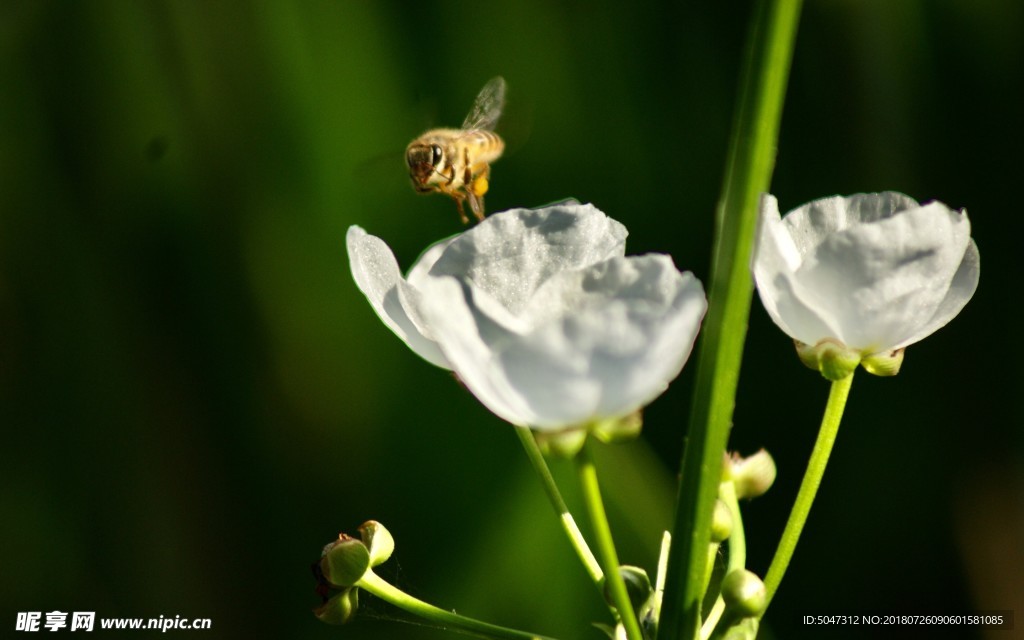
[{"x1": 312, "y1": 521, "x2": 393, "y2": 625}]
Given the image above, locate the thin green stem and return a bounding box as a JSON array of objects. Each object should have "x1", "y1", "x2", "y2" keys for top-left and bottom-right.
[
  {"x1": 576, "y1": 442, "x2": 645, "y2": 640},
  {"x1": 660, "y1": 1, "x2": 803, "y2": 638},
  {"x1": 358, "y1": 570, "x2": 561, "y2": 640},
  {"x1": 761, "y1": 373, "x2": 854, "y2": 611},
  {"x1": 721, "y1": 482, "x2": 746, "y2": 574},
  {"x1": 699, "y1": 598, "x2": 726, "y2": 640},
  {"x1": 514, "y1": 426, "x2": 604, "y2": 586},
  {"x1": 699, "y1": 482, "x2": 747, "y2": 640}
]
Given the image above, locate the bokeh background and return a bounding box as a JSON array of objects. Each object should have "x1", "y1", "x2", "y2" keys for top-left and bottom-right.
[{"x1": 2, "y1": 1, "x2": 1021, "y2": 639}]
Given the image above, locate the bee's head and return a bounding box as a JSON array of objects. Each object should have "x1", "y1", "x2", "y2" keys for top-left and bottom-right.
[{"x1": 406, "y1": 143, "x2": 444, "y2": 189}]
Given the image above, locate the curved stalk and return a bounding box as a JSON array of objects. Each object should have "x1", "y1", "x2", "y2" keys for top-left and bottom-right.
[
  {"x1": 576, "y1": 443, "x2": 645, "y2": 640},
  {"x1": 358, "y1": 570, "x2": 561, "y2": 640},
  {"x1": 514, "y1": 426, "x2": 604, "y2": 586},
  {"x1": 761, "y1": 373, "x2": 854, "y2": 610}
]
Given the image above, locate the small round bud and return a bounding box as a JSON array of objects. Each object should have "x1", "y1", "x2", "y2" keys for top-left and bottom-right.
[
  {"x1": 313, "y1": 587, "x2": 359, "y2": 625},
  {"x1": 861, "y1": 348, "x2": 904, "y2": 376},
  {"x1": 721, "y1": 569, "x2": 766, "y2": 619},
  {"x1": 710, "y1": 499, "x2": 733, "y2": 542},
  {"x1": 604, "y1": 565, "x2": 652, "y2": 613},
  {"x1": 319, "y1": 534, "x2": 370, "y2": 588},
  {"x1": 795, "y1": 338, "x2": 860, "y2": 381},
  {"x1": 729, "y1": 449, "x2": 777, "y2": 500},
  {"x1": 358, "y1": 520, "x2": 394, "y2": 567}
]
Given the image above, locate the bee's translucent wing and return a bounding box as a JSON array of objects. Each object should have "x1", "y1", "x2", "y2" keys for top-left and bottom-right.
[{"x1": 461, "y1": 77, "x2": 506, "y2": 132}]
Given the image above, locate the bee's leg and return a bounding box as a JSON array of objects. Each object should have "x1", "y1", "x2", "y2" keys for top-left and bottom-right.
[
  {"x1": 452, "y1": 194, "x2": 470, "y2": 224},
  {"x1": 436, "y1": 182, "x2": 470, "y2": 224},
  {"x1": 467, "y1": 189, "x2": 484, "y2": 222}
]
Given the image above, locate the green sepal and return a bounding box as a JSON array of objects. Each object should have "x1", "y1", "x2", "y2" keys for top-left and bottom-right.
[
  {"x1": 592, "y1": 411, "x2": 643, "y2": 444},
  {"x1": 861, "y1": 348, "x2": 904, "y2": 376},
  {"x1": 358, "y1": 520, "x2": 394, "y2": 566},
  {"x1": 534, "y1": 428, "x2": 588, "y2": 458},
  {"x1": 795, "y1": 339, "x2": 860, "y2": 381},
  {"x1": 313, "y1": 587, "x2": 359, "y2": 625}
]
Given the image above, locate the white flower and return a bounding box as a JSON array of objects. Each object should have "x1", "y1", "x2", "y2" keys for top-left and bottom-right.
[
  {"x1": 347, "y1": 203, "x2": 707, "y2": 430},
  {"x1": 752, "y1": 192, "x2": 979, "y2": 375}
]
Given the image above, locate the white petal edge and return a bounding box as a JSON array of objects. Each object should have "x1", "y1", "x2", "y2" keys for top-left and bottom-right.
[
  {"x1": 753, "y1": 194, "x2": 844, "y2": 345},
  {"x1": 780, "y1": 191, "x2": 923, "y2": 253},
  {"x1": 890, "y1": 237, "x2": 980, "y2": 351},
  {"x1": 346, "y1": 226, "x2": 450, "y2": 369}
]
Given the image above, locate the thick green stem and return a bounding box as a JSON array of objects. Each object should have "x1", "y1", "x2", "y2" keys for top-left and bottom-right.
[
  {"x1": 514, "y1": 426, "x2": 604, "y2": 586},
  {"x1": 761, "y1": 373, "x2": 854, "y2": 611},
  {"x1": 358, "y1": 570, "x2": 561, "y2": 640},
  {"x1": 660, "y1": 1, "x2": 803, "y2": 638},
  {"x1": 576, "y1": 442, "x2": 645, "y2": 640}
]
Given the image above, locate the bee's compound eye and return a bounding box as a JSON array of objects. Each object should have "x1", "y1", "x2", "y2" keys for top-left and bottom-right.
[{"x1": 430, "y1": 144, "x2": 443, "y2": 167}]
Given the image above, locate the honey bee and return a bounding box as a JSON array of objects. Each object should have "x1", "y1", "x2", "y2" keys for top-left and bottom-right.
[{"x1": 406, "y1": 77, "x2": 506, "y2": 223}]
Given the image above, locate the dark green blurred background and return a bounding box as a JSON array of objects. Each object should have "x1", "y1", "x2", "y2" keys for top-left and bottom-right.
[{"x1": 2, "y1": 1, "x2": 1021, "y2": 639}]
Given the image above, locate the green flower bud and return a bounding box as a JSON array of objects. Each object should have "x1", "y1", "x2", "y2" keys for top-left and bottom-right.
[
  {"x1": 861, "y1": 348, "x2": 904, "y2": 376},
  {"x1": 319, "y1": 534, "x2": 370, "y2": 588},
  {"x1": 710, "y1": 498, "x2": 733, "y2": 542},
  {"x1": 604, "y1": 565, "x2": 652, "y2": 614},
  {"x1": 721, "y1": 569, "x2": 766, "y2": 619},
  {"x1": 358, "y1": 520, "x2": 394, "y2": 566},
  {"x1": 728, "y1": 449, "x2": 777, "y2": 500},
  {"x1": 313, "y1": 587, "x2": 359, "y2": 625},
  {"x1": 795, "y1": 338, "x2": 860, "y2": 381}
]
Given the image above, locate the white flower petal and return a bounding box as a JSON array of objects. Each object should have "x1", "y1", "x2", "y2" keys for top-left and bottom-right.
[
  {"x1": 781, "y1": 192, "x2": 923, "y2": 251},
  {"x1": 350, "y1": 203, "x2": 706, "y2": 429},
  {"x1": 399, "y1": 235, "x2": 458, "y2": 345},
  {"x1": 795, "y1": 201, "x2": 970, "y2": 351},
  {"x1": 406, "y1": 235, "x2": 456, "y2": 288},
  {"x1": 890, "y1": 237, "x2": 980, "y2": 350},
  {"x1": 752, "y1": 193, "x2": 979, "y2": 357},
  {"x1": 346, "y1": 226, "x2": 450, "y2": 369},
  {"x1": 418, "y1": 276, "x2": 538, "y2": 425},
  {"x1": 422, "y1": 255, "x2": 706, "y2": 429},
  {"x1": 428, "y1": 203, "x2": 628, "y2": 314},
  {"x1": 752, "y1": 195, "x2": 843, "y2": 345}
]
